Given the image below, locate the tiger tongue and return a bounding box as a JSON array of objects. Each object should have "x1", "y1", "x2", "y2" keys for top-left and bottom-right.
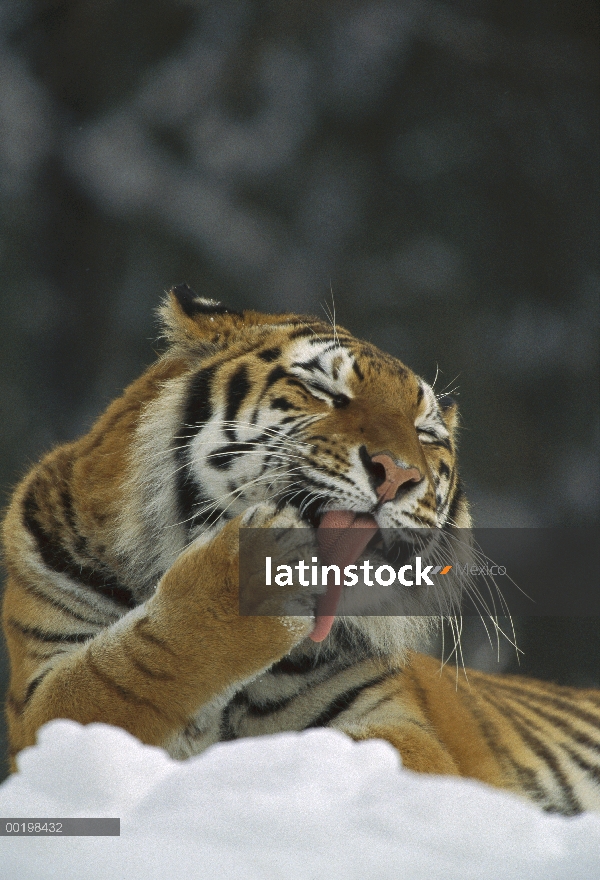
[{"x1": 309, "y1": 511, "x2": 378, "y2": 643}]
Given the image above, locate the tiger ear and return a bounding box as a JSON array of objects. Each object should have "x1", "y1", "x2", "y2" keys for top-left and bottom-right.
[{"x1": 158, "y1": 284, "x2": 243, "y2": 348}]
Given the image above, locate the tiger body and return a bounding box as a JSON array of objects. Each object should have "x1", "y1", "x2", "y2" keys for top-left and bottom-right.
[{"x1": 3, "y1": 285, "x2": 600, "y2": 815}]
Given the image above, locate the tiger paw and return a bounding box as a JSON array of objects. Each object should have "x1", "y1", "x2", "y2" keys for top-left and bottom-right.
[
  {"x1": 240, "y1": 500, "x2": 310, "y2": 530},
  {"x1": 237, "y1": 502, "x2": 324, "y2": 620}
]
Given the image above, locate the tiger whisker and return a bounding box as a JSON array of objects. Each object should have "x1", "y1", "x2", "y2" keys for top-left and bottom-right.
[
  {"x1": 193, "y1": 466, "x2": 311, "y2": 528},
  {"x1": 167, "y1": 465, "x2": 308, "y2": 535}
]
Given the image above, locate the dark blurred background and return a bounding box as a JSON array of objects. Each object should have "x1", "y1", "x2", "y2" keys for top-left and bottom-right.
[{"x1": 0, "y1": 0, "x2": 598, "y2": 776}]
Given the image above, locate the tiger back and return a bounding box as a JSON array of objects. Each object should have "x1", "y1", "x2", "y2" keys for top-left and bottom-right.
[{"x1": 2, "y1": 284, "x2": 599, "y2": 815}]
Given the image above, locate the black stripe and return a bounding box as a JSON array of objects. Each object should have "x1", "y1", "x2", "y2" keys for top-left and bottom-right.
[
  {"x1": 245, "y1": 697, "x2": 298, "y2": 718},
  {"x1": 422, "y1": 437, "x2": 452, "y2": 451},
  {"x1": 87, "y1": 651, "x2": 170, "y2": 716},
  {"x1": 352, "y1": 360, "x2": 364, "y2": 381},
  {"x1": 487, "y1": 687, "x2": 600, "y2": 767},
  {"x1": 91, "y1": 580, "x2": 135, "y2": 606},
  {"x1": 270, "y1": 397, "x2": 296, "y2": 412},
  {"x1": 306, "y1": 674, "x2": 389, "y2": 728},
  {"x1": 289, "y1": 327, "x2": 315, "y2": 340},
  {"x1": 478, "y1": 689, "x2": 582, "y2": 815},
  {"x1": 23, "y1": 490, "x2": 137, "y2": 610},
  {"x1": 270, "y1": 654, "x2": 333, "y2": 676},
  {"x1": 281, "y1": 485, "x2": 323, "y2": 523},
  {"x1": 291, "y1": 357, "x2": 327, "y2": 374},
  {"x1": 8, "y1": 619, "x2": 96, "y2": 644},
  {"x1": 133, "y1": 618, "x2": 177, "y2": 656},
  {"x1": 59, "y1": 483, "x2": 88, "y2": 557},
  {"x1": 220, "y1": 693, "x2": 246, "y2": 740},
  {"x1": 454, "y1": 677, "x2": 548, "y2": 805},
  {"x1": 231, "y1": 687, "x2": 308, "y2": 720},
  {"x1": 438, "y1": 461, "x2": 451, "y2": 479},
  {"x1": 446, "y1": 481, "x2": 464, "y2": 525},
  {"x1": 174, "y1": 366, "x2": 215, "y2": 530},
  {"x1": 6, "y1": 691, "x2": 25, "y2": 716},
  {"x1": 13, "y1": 573, "x2": 109, "y2": 625},
  {"x1": 258, "y1": 347, "x2": 281, "y2": 362},
  {"x1": 222, "y1": 658, "x2": 351, "y2": 729},
  {"x1": 179, "y1": 366, "x2": 215, "y2": 439},
  {"x1": 263, "y1": 364, "x2": 287, "y2": 394},
  {"x1": 379, "y1": 668, "x2": 444, "y2": 737},
  {"x1": 416, "y1": 384, "x2": 424, "y2": 404},
  {"x1": 484, "y1": 678, "x2": 600, "y2": 731},
  {"x1": 224, "y1": 365, "x2": 251, "y2": 434},
  {"x1": 560, "y1": 745, "x2": 600, "y2": 786},
  {"x1": 407, "y1": 664, "x2": 435, "y2": 720},
  {"x1": 256, "y1": 427, "x2": 288, "y2": 445},
  {"x1": 309, "y1": 334, "x2": 354, "y2": 347},
  {"x1": 318, "y1": 343, "x2": 339, "y2": 356},
  {"x1": 330, "y1": 625, "x2": 375, "y2": 658},
  {"x1": 286, "y1": 377, "x2": 311, "y2": 393},
  {"x1": 128, "y1": 655, "x2": 176, "y2": 682},
  {"x1": 24, "y1": 669, "x2": 52, "y2": 705},
  {"x1": 22, "y1": 647, "x2": 63, "y2": 663},
  {"x1": 304, "y1": 470, "x2": 356, "y2": 492},
  {"x1": 207, "y1": 442, "x2": 255, "y2": 470}
]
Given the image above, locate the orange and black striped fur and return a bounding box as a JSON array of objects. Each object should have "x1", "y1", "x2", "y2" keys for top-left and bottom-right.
[{"x1": 3, "y1": 286, "x2": 599, "y2": 815}]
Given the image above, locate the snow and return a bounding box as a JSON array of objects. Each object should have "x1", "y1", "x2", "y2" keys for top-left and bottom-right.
[{"x1": 0, "y1": 720, "x2": 598, "y2": 879}]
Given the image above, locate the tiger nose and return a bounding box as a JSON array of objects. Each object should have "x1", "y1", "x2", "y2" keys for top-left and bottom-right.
[{"x1": 371, "y1": 453, "x2": 422, "y2": 504}]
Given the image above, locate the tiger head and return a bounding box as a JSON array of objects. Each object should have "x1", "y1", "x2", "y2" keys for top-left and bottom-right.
[
  {"x1": 155, "y1": 284, "x2": 468, "y2": 523},
  {"x1": 119, "y1": 285, "x2": 470, "y2": 653}
]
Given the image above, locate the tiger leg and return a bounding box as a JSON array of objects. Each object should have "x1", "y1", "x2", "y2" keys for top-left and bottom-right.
[
  {"x1": 5, "y1": 508, "x2": 314, "y2": 759},
  {"x1": 337, "y1": 654, "x2": 518, "y2": 790},
  {"x1": 350, "y1": 723, "x2": 461, "y2": 775}
]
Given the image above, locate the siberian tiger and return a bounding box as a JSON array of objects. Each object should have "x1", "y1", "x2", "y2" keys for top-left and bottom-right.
[{"x1": 2, "y1": 284, "x2": 599, "y2": 816}]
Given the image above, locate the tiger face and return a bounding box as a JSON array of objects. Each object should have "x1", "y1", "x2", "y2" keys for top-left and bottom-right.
[
  {"x1": 158, "y1": 285, "x2": 467, "y2": 532},
  {"x1": 186, "y1": 330, "x2": 456, "y2": 529}
]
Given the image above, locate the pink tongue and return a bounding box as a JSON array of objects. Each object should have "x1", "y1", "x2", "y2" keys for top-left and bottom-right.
[{"x1": 309, "y1": 511, "x2": 378, "y2": 642}]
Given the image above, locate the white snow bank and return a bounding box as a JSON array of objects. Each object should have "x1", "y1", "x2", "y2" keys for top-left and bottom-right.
[{"x1": 0, "y1": 720, "x2": 598, "y2": 880}]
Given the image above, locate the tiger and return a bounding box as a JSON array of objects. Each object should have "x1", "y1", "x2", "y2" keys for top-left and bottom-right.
[{"x1": 2, "y1": 283, "x2": 599, "y2": 816}]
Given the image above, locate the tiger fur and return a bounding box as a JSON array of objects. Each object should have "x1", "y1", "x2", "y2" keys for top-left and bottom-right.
[{"x1": 2, "y1": 284, "x2": 599, "y2": 815}]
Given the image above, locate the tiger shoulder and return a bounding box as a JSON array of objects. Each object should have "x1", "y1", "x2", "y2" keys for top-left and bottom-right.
[{"x1": 2, "y1": 284, "x2": 599, "y2": 816}]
